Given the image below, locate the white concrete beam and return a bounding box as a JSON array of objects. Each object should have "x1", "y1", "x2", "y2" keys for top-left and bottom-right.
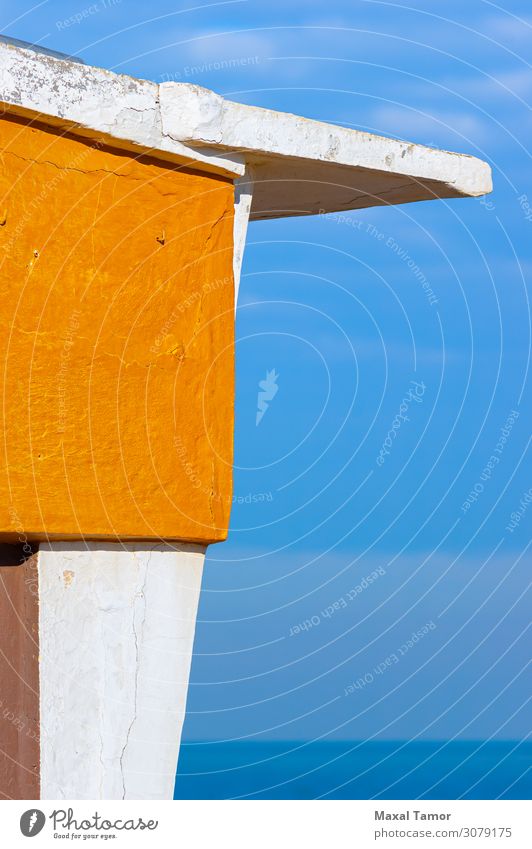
[{"x1": 159, "y1": 82, "x2": 492, "y2": 220}]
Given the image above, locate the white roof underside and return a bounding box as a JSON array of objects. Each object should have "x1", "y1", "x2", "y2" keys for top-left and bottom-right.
[{"x1": 0, "y1": 41, "x2": 492, "y2": 221}]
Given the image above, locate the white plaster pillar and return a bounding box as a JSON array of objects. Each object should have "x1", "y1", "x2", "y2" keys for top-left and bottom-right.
[{"x1": 38, "y1": 542, "x2": 205, "y2": 800}]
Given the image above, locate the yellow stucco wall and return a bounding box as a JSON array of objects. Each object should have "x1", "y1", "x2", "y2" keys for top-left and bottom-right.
[{"x1": 0, "y1": 113, "x2": 235, "y2": 543}]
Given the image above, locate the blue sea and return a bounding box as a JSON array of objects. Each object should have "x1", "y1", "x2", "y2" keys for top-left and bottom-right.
[{"x1": 174, "y1": 741, "x2": 531, "y2": 800}]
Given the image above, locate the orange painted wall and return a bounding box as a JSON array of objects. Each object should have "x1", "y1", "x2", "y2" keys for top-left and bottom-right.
[{"x1": 0, "y1": 114, "x2": 235, "y2": 543}]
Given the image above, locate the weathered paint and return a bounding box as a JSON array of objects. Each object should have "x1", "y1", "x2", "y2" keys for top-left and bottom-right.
[
  {"x1": 38, "y1": 542, "x2": 205, "y2": 800},
  {"x1": 0, "y1": 42, "x2": 491, "y2": 224},
  {"x1": 0, "y1": 114, "x2": 235, "y2": 543},
  {"x1": 0, "y1": 41, "x2": 245, "y2": 178}
]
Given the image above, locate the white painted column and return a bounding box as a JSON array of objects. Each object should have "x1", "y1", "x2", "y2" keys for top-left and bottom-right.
[
  {"x1": 233, "y1": 172, "x2": 254, "y2": 308},
  {"x1": 38, "y1": 542, "x2": 205, "y2": 800}
]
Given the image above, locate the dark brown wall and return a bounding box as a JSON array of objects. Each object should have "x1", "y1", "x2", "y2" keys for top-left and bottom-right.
[{"x1": 0, "y1": 547, "x2": 39, "y2": 799}]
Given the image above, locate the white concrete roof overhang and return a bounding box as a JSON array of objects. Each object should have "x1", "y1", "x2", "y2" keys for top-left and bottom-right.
[{"x1": 0, "y1": 41, "x2": 492, "y2": 218}]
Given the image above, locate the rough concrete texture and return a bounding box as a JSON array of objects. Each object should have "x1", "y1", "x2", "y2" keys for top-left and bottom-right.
[
  {"x1": 0, "y1": 114, "x2": 235, "y2": 542},
  {"x1": 0, "y1": 41, "x2": 491, "y2": 223},
  {"x1": 38, "y1": 542, "x2": 205, "y2": 800},
  {"x1": 232, "y1": 173, "x2": 254, "y2": 305},
  {"x1": 0, "y1": 41, "x2": 244, "y2": 178},
  {"x1": 158, "y1": 82, "x2": 492, "y2": 219}
]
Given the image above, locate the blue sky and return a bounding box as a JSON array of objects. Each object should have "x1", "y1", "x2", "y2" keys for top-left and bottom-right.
[{"x1": 3, "y1": 1, "x2": 530, "y2": 747}]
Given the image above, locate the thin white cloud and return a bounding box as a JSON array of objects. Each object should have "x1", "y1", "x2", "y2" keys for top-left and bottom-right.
[
  {"x1": 442, "y1": 68, "x2": 532, "y2": 101},
  {"x1": 161, "y1": 27, "x2": 274, "y2": 62},
  {"x1": 483, "y1": 13, "x2": 532, "y2": 42},
  {"x1": 367, "y1": 104, "x2": 489, "y2": 146}
]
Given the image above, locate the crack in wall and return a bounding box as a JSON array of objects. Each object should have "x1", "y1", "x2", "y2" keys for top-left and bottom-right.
[{"x1": 117, "y1": 552, "x2": 150, "y2": 800}]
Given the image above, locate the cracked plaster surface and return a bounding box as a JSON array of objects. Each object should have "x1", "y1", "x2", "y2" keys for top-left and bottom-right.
[{"x1": 39, "y1": 542, "x2": 205, "y2": 800}]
